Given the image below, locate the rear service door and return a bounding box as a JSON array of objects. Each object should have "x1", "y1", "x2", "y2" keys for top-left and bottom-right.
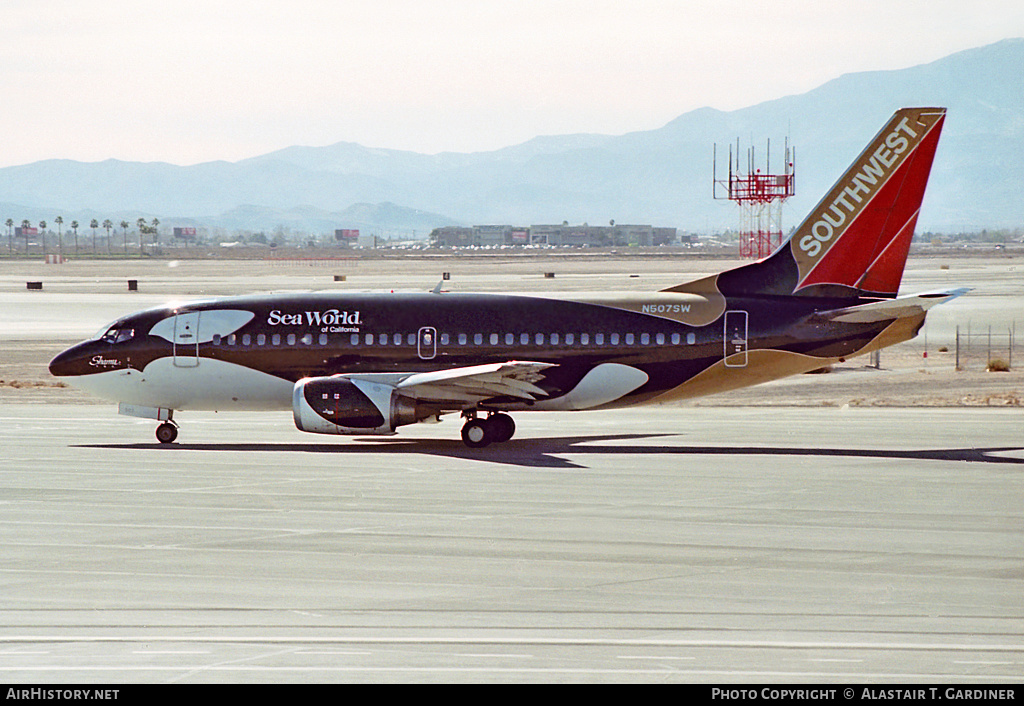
[{"x1": 724, "y1": 310, "x2": 748, "y2": 368}]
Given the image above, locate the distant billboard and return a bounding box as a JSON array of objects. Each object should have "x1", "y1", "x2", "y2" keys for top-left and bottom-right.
[
  {"x1": 335, "y1": 229, "x2": 360, "y2": 240},
  {"x1": 15, "y1": 227, "x2": 38, "y2": 236},
  {"x1": 173, "y1": 227, "x2": 197, "y2": 240}
]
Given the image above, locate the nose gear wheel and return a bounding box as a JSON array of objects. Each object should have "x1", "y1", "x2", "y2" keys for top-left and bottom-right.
[{"x1": 156, "y1": 421, "x2": 179, "y2": 444}]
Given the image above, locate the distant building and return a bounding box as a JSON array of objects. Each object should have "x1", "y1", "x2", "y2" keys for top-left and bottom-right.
[
  {"x1": 535, "y1": 224, "x2": 679, "y2": 247},
  {"x1": 429, "y1": 227, "x2": 473, "y2": 247},
  {"x1": 430, "y1": 224, "x2": 677, "y2": 248}
]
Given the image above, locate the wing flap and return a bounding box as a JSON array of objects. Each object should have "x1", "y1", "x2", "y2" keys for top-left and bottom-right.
[{"x1": 385, "y1": 361, "x2": 556, "y2": 404}]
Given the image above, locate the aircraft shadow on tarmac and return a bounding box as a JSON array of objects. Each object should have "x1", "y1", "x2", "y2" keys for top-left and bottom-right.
[{"x1": 78, "y1": 434, "x2": 1024, "y2": 471}]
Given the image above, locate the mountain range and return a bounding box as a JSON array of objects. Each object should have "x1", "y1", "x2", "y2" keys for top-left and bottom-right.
[{"x1": 1, "y1": 38, "x2": 1021, "y2": 236}]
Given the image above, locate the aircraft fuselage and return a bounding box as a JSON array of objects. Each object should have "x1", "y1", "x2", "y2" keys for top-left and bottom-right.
[
  {"x1": 47, "y1": 108, "x2": 951, "y2": 447},
  {"x1": 49, "y1": 290, "x2": 903, "y2": 415}
]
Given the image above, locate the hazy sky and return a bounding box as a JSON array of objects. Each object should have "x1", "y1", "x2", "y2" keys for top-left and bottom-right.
[{"x1": 3, "y1": 0, "x2": 1022, "y2": 167}]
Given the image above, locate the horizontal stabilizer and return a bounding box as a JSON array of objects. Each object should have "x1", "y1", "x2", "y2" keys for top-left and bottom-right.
[{"x1": 818, "y1": 288, "x2": 969, "y2": 324}]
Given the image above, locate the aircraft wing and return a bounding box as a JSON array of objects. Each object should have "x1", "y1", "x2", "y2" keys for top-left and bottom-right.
[
  {"x1": 819, "y1": 288, "x2": 969, "y2": 324},
  {"x1": 344, "y1": 361, "x2": 556, "y2": 406}
]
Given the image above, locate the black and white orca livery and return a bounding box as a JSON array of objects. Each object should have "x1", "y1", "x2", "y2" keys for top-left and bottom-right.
[{"x1": 50, "y1": 108, "x2": 962, "y2": 447}]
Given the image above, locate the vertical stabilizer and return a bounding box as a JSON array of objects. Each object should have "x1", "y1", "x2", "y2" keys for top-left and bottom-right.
[
  {"x1": 666, "y1": 108, "x2": 946, "y2": 300},
  {"x1": 789, "y1": 107, "x2": 945, "y2": 297}
]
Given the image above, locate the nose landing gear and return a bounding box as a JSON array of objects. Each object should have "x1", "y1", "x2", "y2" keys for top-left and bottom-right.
[
  {"x1": 116, "y1": 404, "x2": 179, "y2": 444},
  {"x1": 156, "y1": 420, "x2": 179, "y2": 444},
  {"x1": 460, "y1": 412, "x2": 515, "y2": 448}
]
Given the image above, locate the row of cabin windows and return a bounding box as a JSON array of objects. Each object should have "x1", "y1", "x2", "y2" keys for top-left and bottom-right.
[
  {"x1": 216, "y1": 332, "x2": 324, "y2": 347},
  {"x1": 438, "y1": 332, "x2": 699, "y2": 346},
  {"x1": 213, "y1": 331, "x2": 699, "y2": 348}
]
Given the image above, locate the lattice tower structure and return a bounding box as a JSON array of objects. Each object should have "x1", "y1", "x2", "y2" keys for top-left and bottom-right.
[{"x1": 714, "y1": 139, "x2": 795, "y2": 259}]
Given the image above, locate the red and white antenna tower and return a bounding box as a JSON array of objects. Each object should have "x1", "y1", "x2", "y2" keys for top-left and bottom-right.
[{"x1": 714, "y1": 137, "x2": 795, "y2": 259}]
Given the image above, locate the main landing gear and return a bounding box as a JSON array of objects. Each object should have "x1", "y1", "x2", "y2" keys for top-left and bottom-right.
[{"x1": 460, "y1": 412, "x2": 515, "y2": 449}]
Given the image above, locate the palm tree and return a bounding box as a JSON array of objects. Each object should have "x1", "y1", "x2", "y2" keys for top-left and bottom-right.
[
  {"x1": 120, "y1": 221, "x2": 129, "y2": 255},
  {"x1": 70, "y1": 220, "x2": 79, "y2": 256},
  {"x1": 54, "y1": 216, "x2": 64, "y2": 260},
  {"x1": 102, "y1": 219, "x2": 113, "y2": 254},
  {"x1": 5, "y1": 218, "x2": 12, "y2": 253},
  {"x1": 90, "y1": 219, "x2": 99, "y2": 254},
  {"x1": 21, "y1": 220, "x2": 30, "y2": 253},
  {"x1": 38, "y1": 221, "x2": 47, "y2": 257},
  {"x1": 151, "y1": 218, "x2": 159, "y2": 246}
]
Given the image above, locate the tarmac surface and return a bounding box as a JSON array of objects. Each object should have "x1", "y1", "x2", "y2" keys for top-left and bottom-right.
[
  {"x1": 1, "y1": 253, "x2": 1022, "y2": 683},
  {"x1": 1, "y1": 404, "x2": 1022, "y2": 683}
]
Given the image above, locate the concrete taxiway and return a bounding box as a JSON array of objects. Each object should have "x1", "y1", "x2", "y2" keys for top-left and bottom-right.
[
  {"x1": 2, "y1": 254, "x2": 1022, "y2": 682},
  {"x1": 1, "y1": 403, "x2": 1021, "y2": 683}
]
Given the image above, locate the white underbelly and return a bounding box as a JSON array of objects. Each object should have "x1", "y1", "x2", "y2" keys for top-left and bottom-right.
[
  {"x1": 507, "y1": 363, "x2": 649, "y2": 411},
  {"x1": 66, "y1": 357, "x2": 294, "y2": 411}
]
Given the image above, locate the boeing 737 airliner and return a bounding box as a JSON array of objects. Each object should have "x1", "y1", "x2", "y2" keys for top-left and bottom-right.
[{"x1": 49, "y1": 107, "x2": 961, "y2": 447}]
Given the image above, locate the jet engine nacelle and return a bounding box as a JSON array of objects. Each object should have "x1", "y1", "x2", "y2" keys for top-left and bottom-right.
[{"x1": 293, "y1": 376, "x2": 426, "y2": 435}]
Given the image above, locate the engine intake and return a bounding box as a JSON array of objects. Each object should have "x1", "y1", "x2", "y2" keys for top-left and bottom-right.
[{"x1": 293, "y1": 376, "x2": 429, "y2": 435}]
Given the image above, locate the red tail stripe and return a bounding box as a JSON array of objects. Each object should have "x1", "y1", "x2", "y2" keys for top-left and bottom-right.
[
  {"x1": 855, "y1": 209, "x2": 920, "y2": 293},
  {"x1": 796, "y1": 114, "x2": 944, "y2": 294}
]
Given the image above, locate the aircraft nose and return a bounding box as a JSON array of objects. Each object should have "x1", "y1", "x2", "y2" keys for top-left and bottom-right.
[{"x1": 49, "y1": 343, "x2": 89, "y2": 378}]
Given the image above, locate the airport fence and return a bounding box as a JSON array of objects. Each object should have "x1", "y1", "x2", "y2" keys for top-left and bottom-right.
[
  {"x1": 877, "y1": 321, "x2": 1020, "y2": 372},
  {"x1": 267, "y1": 257, "x2": 360, "y2": 267},
  {"x1": 954, "y1": 323, "x2": 1017, "y2": 371}
]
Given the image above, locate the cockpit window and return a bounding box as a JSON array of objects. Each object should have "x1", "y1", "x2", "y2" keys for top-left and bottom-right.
[{"x1": 101, "y1": 327, "x2": 135, "y2": 344}]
